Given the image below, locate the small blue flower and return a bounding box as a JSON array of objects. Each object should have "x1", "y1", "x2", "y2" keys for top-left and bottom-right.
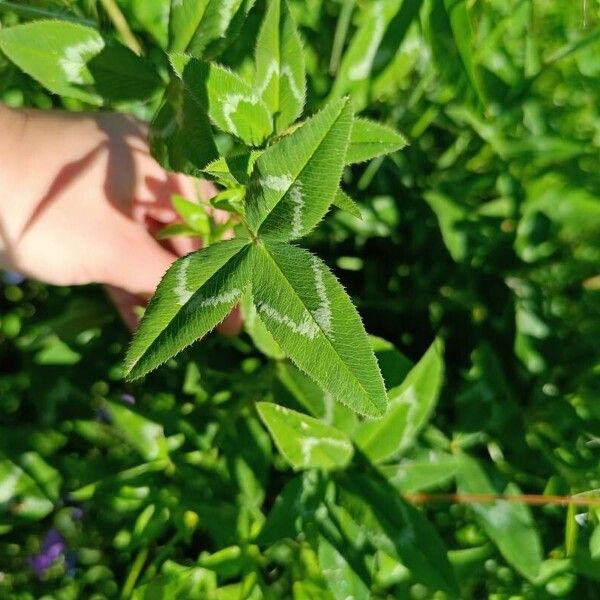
[
  {"x1": 28, "y1": 528, "x2": 66, "y2": 578},
  {"x1": 70, "y1": 507, "x2": 83, "y2": 521},
  {"x1": 3, "y1": 271, "x2": 25, "y2": 285},
  {"x1": 120, "y1": 393, "x2": 136, "y2": 405}
]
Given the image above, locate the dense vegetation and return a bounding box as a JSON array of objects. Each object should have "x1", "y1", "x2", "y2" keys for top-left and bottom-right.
[{"x1": 0, "y1": 0, "x2": 599, "y2": 598}]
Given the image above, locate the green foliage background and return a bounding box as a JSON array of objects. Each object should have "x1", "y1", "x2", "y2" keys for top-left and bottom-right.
[{"x1": 0, "y1": 0, "x2": 599, "y2": 598}]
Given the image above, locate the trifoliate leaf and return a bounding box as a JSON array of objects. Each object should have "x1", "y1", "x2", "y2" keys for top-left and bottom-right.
[
  {"x1": 0, "y1": 21, "x2": 160, "y2": 104},
  {"x1": 125, "y1": 238, "x2": 252, "y2": 379},
  {"x1": 347, "y1": 118, "x2": 407, "y2": 164},
  {"x1": 250, "y1": 242, "x2": 387, "y2": 417},
  {"x1": 246, "y1": 98, "x2": 353, "y2": 240},
  {"x1": 254, "y1": 0, "x2": 306, "y2": 132},
  {"x1": 257, "y1": 403, "x2": 353, "y2": 470}
]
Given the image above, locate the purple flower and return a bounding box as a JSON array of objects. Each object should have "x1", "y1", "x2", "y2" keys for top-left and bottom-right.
[
  {"x1": 120, "y1": 393, "x2": 136, "y2": 405},
  {"x1": 96, "y1": 407, "x2": 112, "y2": 424},
  {"x1": 28, "y1": 528, "x2": 66, "y2": 578},
  {"x1": 3, "y1": 271, "x2": 25, "y2": 285},
  {"x1": 71, "y1": 507, "x2": 83, "y2": 521}
]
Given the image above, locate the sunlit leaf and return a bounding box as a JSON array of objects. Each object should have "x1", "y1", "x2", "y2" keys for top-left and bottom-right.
[
  {"x1": 251, "y1": 242, "x2": 387, "y2": 417},
  {"x1": 346, "y1": 118, "x2": 407, "y2": 164},
  {"x1": 125, "y1": 238, "x2": 252, "y2": 379},
  {"x1": 0, "y1": 21, "x2": 160, "y2": 104},
  {"x1": 257, "y1": 402, "x2": 353, "y2": 470},
  {"x1": 246, "y1": 98, "x2": 353, "y2": 240},
  {"x1": 254, "y1": 0, "x2": 306, "y2": 132},
  {"x1": 353, "y1": 338, "x2": 444, "y2": 462}
]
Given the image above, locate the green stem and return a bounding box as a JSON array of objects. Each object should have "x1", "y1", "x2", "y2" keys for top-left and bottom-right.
[
  {"x1": 329, "y1": 0, "x2": 355, "y2": 75},
  {"x1": 98, "y1": 0, "x2": 143, "y2": 55},
  {"x1": 0, "y1": 1, "x2": 95, "y2": 26},
  {"x1": 121, "y1": 546, "x2": 149, "y2": 599}
]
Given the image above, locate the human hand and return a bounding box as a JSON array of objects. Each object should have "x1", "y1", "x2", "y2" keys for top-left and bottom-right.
[{"x1": 0, "y1": 106, "x2": 241, "y2": 333}]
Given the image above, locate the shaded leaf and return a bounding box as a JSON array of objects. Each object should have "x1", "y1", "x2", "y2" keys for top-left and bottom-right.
[
  {"x1": 456, "y1": 455, "x2": 543, "y2": 581},
  {"x1": 171, "y1": 55, "x2": 273, "y2": 146},
  {"x1": 337, "y1": 469, "x2": 458, "y2": 595}
]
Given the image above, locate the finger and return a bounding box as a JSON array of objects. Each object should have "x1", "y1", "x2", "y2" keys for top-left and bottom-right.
[
  {"x1": 217, "y1": 305, "x2": 243, "y2": 336},
  {"x1": 105, "y1": 285, "x2": 143, "y2": 331},
  {"x1": 101, "y1": 225, "x2": 177, "y2": 297}
]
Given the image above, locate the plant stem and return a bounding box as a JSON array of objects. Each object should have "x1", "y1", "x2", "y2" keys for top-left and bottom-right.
[
  {"x1": 404, "y1": 492, "x2": 600, "y2": 507},
  {"x1": 121, "y1": 546, "x2": 149, "y2": 599},
  {"x1": 98, "y1": 0, "x2": 143, "y2": 55}
]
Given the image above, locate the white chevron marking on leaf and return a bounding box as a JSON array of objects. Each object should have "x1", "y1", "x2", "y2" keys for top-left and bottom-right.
[
  {"x1": 310, "y1": 255, "x2": 333, "y2": 337},
  {"x1": 289, "y1": 182, "x2": 305, "y2": 238},
  {"x1": 174, "y1": 255, "x2": 194, "y2": 305},
  {"x1": 348, "y1": 2, "x2": 385, "y2": 81},
  {"x1": 59, "y1": 37, "x2": 104, "y2": 83},
  {"x1": 257, "y1": 301, "x2": 319, "y2": 339},
  {"x1": 262, "y1": 174, "x2": 293, "y2": 192},
  {"x1": 191, "y1": 288, "x2": 242, "y2": 309}
]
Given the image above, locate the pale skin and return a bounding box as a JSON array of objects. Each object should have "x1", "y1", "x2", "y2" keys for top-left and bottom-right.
[{"x1": 0, "y1": 103, "x2": 240, "y2": 333}]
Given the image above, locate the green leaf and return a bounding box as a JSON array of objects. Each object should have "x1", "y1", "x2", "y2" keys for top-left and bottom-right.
[
  {"x1": 318, "y1": 536, "x2": 370, "y2": 600},
  {"x1": 150, "y1": 75, "x2": 219, "y2": 175},
  {"x1": 423, "y1": 191, "x2": 469, "y2": 262},
  {"x1": 169, "y1": 0, "x2": 254, "y2": 59},
  {"x1": 171, "y1": 55, "x2": 273, "y2": 146},
  {"x1": 157, "y1": 224, "x2": 202, "y2": 240},
  {"x1": 330, "y1": 0, "x2": 403, "y2": 107},
  {"x1": 125, "y1": 238, "x2": 252, "y2": 379},
  {"x1": 0, "y1": 20, "x2": 160, "y2": 104},
  {"x1": 337, "y1": 470, "x2": 458, "y2": 596},
  {"x1": 258, "y1": 472, "x2": 326, "y2": 545},
  {"x1": 254, "y1": 0, "x2": 306, "y2": 132},
  {"x1": 276, "y1": 362, "x2": 359, "y2": 434},
  {"x1": 456, "y1": 455, "x2": 543, "y2": 581},
  {"x1": 257, "y1": 402, "x2": 353, "y2": 470},
  {"x1": 346, "y1": 118, "x2": 407, "y2": 164},
  {"x1": 251, "y1": 242, "x2": 387, "y2": 417},
  {"x1": 240, "y1": 292, "x2": 285, "y2": 360},
  {"x1": 0, "y1": 455, "x2": 61, "y2": 523},
  {"x1": 333, "y1": 189, "x2": 362, "y2": 219},
  {"x1": 353, "y1": 338, "x2": 444, "y2": 462},
  {"x1": 104, "y1": 400, "x2": 169, "y2": 462},
  {"x1": 132, "y1": 565, "x2": 217, "y2": 599},
  {"x1": 381, "y1": 451, "x2": 457, "y2": 492},
  {"x1": 169, "y1": 0, "x2": 211, "y2": 54},
  {"x1": 424, "y1": 0, "x2": 485, "y2": 106},
  {"x1": 246, "y1": 98, "x2": 353, "y2": 240},
  {"x1": 171, "y1": 195, "x2": 211, "y2": 234}
]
